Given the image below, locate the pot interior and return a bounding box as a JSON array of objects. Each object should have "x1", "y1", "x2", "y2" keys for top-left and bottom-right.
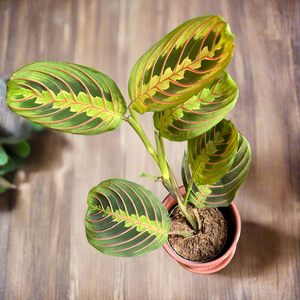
[{"x1": 167, "y1": 204, "x2": 235, "y2": 264}]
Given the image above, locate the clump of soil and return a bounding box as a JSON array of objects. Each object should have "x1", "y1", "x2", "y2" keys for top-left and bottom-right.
[{"x1": 168, "y1": 203, "x2": 227, "y2": 262}]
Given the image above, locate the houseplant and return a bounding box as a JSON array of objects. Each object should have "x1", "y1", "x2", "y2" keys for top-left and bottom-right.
[{"x1": 4, "y1": 15, "x2": 251, "y2": 273}]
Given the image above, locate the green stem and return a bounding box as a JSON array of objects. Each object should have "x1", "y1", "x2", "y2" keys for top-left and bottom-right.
[
  {"x1": 124, "y1": 116, "x2": 159, "y2": 166},
  {"x1": 177, "y1": 200, "x2": 198, "y2": 231},
  {"x1": 157, "y1": 177, "x2": 178, "y2": 201},
  {"x1": 164, "y1": 159, "x2": 198, "y2": 231},
  {"x1": 155, "y1": 132, "x2": 171, "y2": 183},
  {"x1": 124, "y1": 108, "x2": 198, "y2": 231},
  {"x1": 166, "y1": 159, "x2": 183, "y2": 200},
  {"x1": 183, "y1": 176, "x2": 194, "y2": 206},
  {"x1": 139, "y1": 172, "x2": 159, "y2": 181},
  {"x1": 129, "y1": 107, "x2": 139, "y2": 123}
]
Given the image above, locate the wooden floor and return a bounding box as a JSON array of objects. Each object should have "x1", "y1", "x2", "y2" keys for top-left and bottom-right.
[{"x1": 0, "y1": 0, "x2": 299, "y2": 299}]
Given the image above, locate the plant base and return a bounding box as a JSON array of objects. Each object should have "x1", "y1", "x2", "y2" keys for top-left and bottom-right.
[
  {"x1": 162, "y1": 187, "x2": 241, "y2": 274},
  {"x1": 168, "y1": 204, "x2": 227, "y2": 262}
]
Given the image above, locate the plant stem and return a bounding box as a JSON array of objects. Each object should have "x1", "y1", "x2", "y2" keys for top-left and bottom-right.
[
  {"x1": 139, "y1": 172, "x2": 159, "y2": 180},
  {"x1": 124, "y1": 116, "x2": 159, "y2": 166},
  {"x1": 193, "y1": 208, "x2": 202, "y2": 231},
  {"x1": 155, "y1": 131, "x2": 171, "y2": 183},
  {"x1": 156, "y1": 177, "x2": 178, "y2": 201},
  {"x1": 177, "y1": 200, "x2": 198, "y2": 231},
  {"x1": 165, "y1": 158, "x2": 198, "y2": 231},
  {"x1": 129, "y1": 107, "x2": 139, "y2": 123},
  {"x1": 124, "y1": 108, "x2": 198, "y2": 231},
  {"x1": 183, "y1": 176, "x2": 194, "y2": 206},
  {"x1": 168, "y1": 231, "x2": 194, "y2": 238}
]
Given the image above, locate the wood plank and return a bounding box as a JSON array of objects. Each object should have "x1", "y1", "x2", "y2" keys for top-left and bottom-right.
[{"x1": 0, "y1": 0, "x2": 299, "y2": 299}]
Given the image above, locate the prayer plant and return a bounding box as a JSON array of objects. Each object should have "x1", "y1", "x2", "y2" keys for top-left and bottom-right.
[{"x1": 5, "y1": 15, "x2": 251, "y2": 257}]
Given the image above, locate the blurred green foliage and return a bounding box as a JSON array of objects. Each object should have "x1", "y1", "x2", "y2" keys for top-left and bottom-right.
[{"x1": 0, "y1": 79, "x2": 42, "y2": 193}]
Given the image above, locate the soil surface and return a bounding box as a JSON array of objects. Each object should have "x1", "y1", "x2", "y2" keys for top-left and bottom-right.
[{"x1": 168, "y1": 204, "x2": 227, "y2": 262}]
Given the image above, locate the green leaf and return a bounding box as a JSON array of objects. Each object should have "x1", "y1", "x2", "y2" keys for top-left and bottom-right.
[
  {"x1": 6, "y1": 62, "x2": 127, "y2": 135},
  {"x1": 85, "y1": 178, "x2": 170, "y2": 257},
  {"x1": 0, "y1": 157, "x2": 16, "y2": 176},
  {"x1": 3, "y1": 140, "x2": 30, "y2": 158},
  {"x1": 128, "y1": 15, "x2": 235, "y2": 114},
  {"x1": 1, "y1": 78, "x2": 44, "y2": 144},
  {"x1": 188, "y1": 119, "x2": 238, "y2": 185},
  {"x1": 0, "y1": 146, "x2": 8, "y2": 166},
  {"x1": 27, "y1": 121, "x2": 44, "y2": 132},
  {"x1": 7, "y1": 153, "x2": 25, "y2": 168},
  {"x1": 153, "y1": 71, "x2": 238, "y2": 141},
  {"x1": 182, "y1": 132, "x2": 251, "y2": 207}
]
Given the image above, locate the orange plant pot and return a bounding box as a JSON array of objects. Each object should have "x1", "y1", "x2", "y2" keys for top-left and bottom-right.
[{"x1": 162, "y1": 186, "x2": 241, "y2": 274}]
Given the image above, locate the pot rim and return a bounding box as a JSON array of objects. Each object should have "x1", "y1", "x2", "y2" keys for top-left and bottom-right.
[{"x1": 162, "y1": 186, "x2": 241, "y2": 267}]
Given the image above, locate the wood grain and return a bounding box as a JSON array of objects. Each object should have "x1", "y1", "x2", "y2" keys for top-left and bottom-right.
[{"x1": 0, "y1": 0, "x2": 299, "y2": 299}]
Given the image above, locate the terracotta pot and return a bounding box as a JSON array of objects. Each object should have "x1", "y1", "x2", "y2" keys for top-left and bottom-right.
[{"x1": 162, "y1": 186, "x2": 241, "y2": 274}]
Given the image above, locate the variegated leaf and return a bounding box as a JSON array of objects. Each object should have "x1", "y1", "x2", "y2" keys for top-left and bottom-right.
[
  {"x1": 6, "y1": 62, "x2": 127, "y2": 135},
  {"x1": 128, "y1": 15, "x2": 235, "y2": 114},
  {"x1": 153, "y1": 71, "x2": 238, "y2": 141},
  {"x1": 188, "y1": 119, "x2": 238, "y2": 185},
  {"x1": 0, "y1": 78, "x2": 43, "y2": 144},
  {"x1": 182, "y1": 133, "x2": 251, "y2": 207},
  {"x1": 85, "y1": 178, "x2": 170, "y2": 257}
]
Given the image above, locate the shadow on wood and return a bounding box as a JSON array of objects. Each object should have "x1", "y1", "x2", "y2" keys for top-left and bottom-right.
[
  {"x1": 0, "y1": 129, "x2": 69, "y2": 210},
  {"x1": 25, "y1": 129, "x2": 70, "y2": 175},
  {"x1": 219, "y1": 221, "x2": 292, "y2": 278}
]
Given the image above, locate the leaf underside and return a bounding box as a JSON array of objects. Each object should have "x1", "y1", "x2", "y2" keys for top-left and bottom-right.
[
  {"x1": 85, "y1": 178, "x2": 170, "y2": 257},
  {"x1": 188, "y1": 119, "x2": 239, "y2": 185},
  {"x1": 128, "y1": 15, "x2": 235, "y2": 114},
  {"x1": 182, "y1": 132, "x2": 251, "y2": 207},
  {"x1": 6, "y1": 62, "x2": 127, "y2": 135},
  {"x1": 153, "y1": 71, "x2": 238, "y2": 141}
]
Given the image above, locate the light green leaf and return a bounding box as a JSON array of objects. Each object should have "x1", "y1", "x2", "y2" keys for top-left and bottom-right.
[
  {"x1": 0, "y1": 146, "x2": 8, "y2": 166},
  {"x1": 128, "y1": 15, "x2": 235, "y2": 114},
  {"x1": 85, "y1": 178, "x2": 170, "y2": 257},
  {"x1": 153, "y1": 71, "x2": 238, "y2": 141},
  {"x1": 6, "y1": 62, "x2": 127, "y2": 135},
  {"x1": 0, "y1": 157, "x2": 16, "y2": 176},
  {"x1": 182, "y1": 132, "x2": 251, "y2": 207},
  {"x1": 188, "y1": 119, "x2": 238, "y2": 185}
]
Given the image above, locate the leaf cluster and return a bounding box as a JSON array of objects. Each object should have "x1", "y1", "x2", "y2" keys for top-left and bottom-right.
[
  {"x1": 4, "y1": 15, "x2": 251, "y2": 257},
  {"x1": 0, "y1": 78, "x2": 43, "y2": 193}
]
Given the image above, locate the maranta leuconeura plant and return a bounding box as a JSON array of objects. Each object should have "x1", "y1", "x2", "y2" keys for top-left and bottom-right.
[{"x1": 5, "y1": 15, "x2": 251, "y2": 257}]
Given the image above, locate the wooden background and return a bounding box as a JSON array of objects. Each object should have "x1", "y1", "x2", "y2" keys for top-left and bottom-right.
[{"x1": 0, "y1": 0, "x2": 299, "y2": 299}]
